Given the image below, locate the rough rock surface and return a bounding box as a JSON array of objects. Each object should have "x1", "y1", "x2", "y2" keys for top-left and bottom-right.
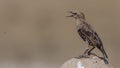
[{"x1": 61, "y1": 55, "x2": 113, "y2": 68}]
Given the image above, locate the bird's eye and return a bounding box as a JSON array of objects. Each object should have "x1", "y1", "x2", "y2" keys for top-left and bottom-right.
[{"x1": 73, "y1": 13, "x2": 77, "y2": 15}]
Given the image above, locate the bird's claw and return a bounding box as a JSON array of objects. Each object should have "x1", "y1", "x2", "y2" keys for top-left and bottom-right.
[{"x1": 75, "y1": 54, "x2": 89, "y2": 59}]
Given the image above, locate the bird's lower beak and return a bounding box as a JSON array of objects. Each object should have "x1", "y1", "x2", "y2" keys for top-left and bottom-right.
[
  {"x1": 66, "y1": 15, "x2": 73, "y2": 17},
  {"x1": 66, "y1": 11, "x2": 74, "y2": 17}
]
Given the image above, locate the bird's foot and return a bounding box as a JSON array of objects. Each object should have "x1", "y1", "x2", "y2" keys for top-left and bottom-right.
[
  {"x1": 75, "y1": 54, "x2": 89, "y2": 59},
  {"x1": 89, "y1": 53, "x2": 97, "y2": 56}
]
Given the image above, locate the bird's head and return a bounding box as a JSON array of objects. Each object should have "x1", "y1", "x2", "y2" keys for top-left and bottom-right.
[{"x1": 67, "y1": 11, "x2": 85, "y2": 20}]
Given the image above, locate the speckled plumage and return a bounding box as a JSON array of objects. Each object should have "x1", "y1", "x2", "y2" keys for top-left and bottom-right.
[{"x1": 68, "y1": 11, "x2": 109, "y2": 64}]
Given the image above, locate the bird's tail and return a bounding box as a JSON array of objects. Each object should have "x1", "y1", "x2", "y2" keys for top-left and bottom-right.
[{"x1": 99, "y1": 45, "x2": 109, "y2": 64}]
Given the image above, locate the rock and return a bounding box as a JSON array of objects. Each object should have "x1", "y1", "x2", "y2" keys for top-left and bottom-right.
[{"x1": 61, "y1": 55, "x2": 113, "y2": 68}]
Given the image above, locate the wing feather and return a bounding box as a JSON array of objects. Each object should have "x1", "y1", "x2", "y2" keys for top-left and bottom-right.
[{"x1": 78, "y1": 28, "x2": 102, "y2": 46}]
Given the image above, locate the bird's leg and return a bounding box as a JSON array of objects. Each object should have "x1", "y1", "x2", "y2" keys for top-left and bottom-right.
[
  {"x1": 76, "y1": 46, "x2": 95, "y2": 59},
  {"x1": 87, "y1": 46, "x2": 95, "y2": 55},
  {"x1": 83, "y1": 45, "x2": 94, "y2": 55},
  {"x1": 76, "y1": 46, "x2": 90, "y2": 58},
  {"x1": 83, "y1": 48, "x2": 89, "y2": 55},
  {"x1": 75, "y1": 47, "x2": 89, "y2": 59},
  {"x1": 78, "y1": 46, "x2": 95, "y2": 58}
]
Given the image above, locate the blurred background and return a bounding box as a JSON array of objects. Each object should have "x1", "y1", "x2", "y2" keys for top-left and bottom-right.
[{"x1": 0, "y1": 0, "x2": 120, "y2": 68}]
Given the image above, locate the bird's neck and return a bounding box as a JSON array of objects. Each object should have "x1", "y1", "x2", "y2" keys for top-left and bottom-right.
[
  {"x1": 76, "y1": 18, "x2": 86, "y2": 30},
  {"x1": 76, "y1": 18, "x2": 86, "y2": 25}
]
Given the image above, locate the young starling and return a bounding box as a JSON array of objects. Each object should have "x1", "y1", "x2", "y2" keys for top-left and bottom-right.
[{"x1": 67, "y1": 11, "x2": 109, "y2": 64}]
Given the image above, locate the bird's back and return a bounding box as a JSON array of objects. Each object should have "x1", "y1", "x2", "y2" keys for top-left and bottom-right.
[{"x1": 76, "y1": 20, "x2": 103, "y2": 47}]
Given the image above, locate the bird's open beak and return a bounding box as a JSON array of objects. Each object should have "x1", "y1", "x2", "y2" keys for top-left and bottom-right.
[
  {"x1": 66, "y1": 11, "x2": 74, "y2": 17},
  {"x1": 67, "y1": 15, "x2": 73, "y2": 17}
]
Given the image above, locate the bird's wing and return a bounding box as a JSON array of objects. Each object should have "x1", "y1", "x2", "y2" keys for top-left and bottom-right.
[
  {"x1": 78, "y1": 28, "x2": 92, "y2": 45},
  {"x1": 78, "y1": 28, "x2": 102, "y2": 46},
  {"x1": 78, "y1": 27, "x2": 108, "y2": 60}
]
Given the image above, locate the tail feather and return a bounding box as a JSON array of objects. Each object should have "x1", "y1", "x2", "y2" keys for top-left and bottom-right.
[
  {"x1": 99, "y1": 45, "x2": 109, "y2": 64},
  {"x1": 100, "y1": 47, "x2": 108, "y2": 59}
]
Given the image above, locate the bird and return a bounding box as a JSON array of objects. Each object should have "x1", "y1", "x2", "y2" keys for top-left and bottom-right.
[{"x1": 67, "y1": 11, "x2": 109, "y2": 64}]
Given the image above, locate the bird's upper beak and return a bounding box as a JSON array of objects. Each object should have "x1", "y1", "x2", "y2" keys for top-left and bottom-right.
[{"x1": 66, "y1": 11, "x2": 74, "y2": 17}]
